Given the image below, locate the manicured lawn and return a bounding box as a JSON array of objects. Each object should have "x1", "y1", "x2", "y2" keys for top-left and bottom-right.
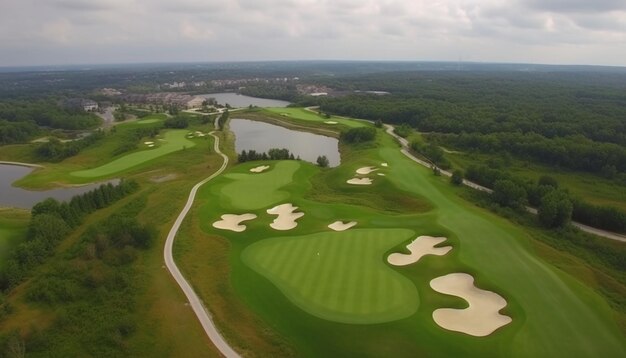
[
  {"x1": 243, "y1": 229, "x2": 419, "y2": 324},
  {"x1": 71, "y1": 130, "x2": 195, "y2": 178},
  {"x1": 265, "y1": 107, "x2": 366, "y2": 128},
  {"x1": 219, "y1": 161, "x2": 299, "y2": 210},
  {"x1": 137, "y1": 114, "x2": 167, "y2": 124},
  {"x1": 182, "y1": 110, "x2": 625, "y2": 357}
]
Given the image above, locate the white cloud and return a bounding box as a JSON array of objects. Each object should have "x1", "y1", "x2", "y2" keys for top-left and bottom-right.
[{"x1": 0, "y1": 0, "x2": 624, "y2": 66}]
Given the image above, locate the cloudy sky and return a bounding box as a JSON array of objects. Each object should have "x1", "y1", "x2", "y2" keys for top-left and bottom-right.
[{"x1": 1, "y1": 0, "x2": 625, "y2": 67}]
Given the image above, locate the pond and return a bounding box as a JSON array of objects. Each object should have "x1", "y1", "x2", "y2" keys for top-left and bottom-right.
[
  {"x1": 199, "y1": 93, "x2": 290, "y2": 108},
  {"x1": 229, "y1": 118, "x2": 340, "y2": 167},
  {"x1": 0, "y1": 164, "x2": 119, "y2": 209}
]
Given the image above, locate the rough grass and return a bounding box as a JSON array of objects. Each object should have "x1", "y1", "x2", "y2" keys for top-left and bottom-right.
[{"x1": 0, "y1": 208, "x2": 29, "y2": 270}]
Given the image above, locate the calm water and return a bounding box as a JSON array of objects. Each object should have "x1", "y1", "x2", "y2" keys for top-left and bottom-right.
[
  {"x1": 0, "y1": 164, "x2": 119, "y2": 209},
  {"x1": 199, "y1": 93, "x2": 290, "y2": 108},
  {"x1": 230, "y1": 118, "x2": 340, "y2": 167}
]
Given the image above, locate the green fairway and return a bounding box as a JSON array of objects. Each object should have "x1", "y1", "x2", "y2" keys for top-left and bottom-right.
[
  {"x1": 71, "y1": 129, "x2": 195, "y2": 178},
  {"x1": 265, "y1": 107, "x2": 366, "y2": 128},
  {"x1": 243, "y1": 229, "x2": 419, "y2": 324},
  {"x1": 137, "y1": 113, "x2": 167, "y2": 124},
  {"x1": 183, "y1": 109, "x2": 626, "y2": 357},
  {"x1": 218, "y1": 161, "x2": 300, "y2": 210}
]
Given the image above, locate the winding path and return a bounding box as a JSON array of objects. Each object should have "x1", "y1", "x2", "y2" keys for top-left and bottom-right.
[
  {"x1": 384, "y1": 125, "x2": 626, "y2": 242},
  {"x1": 163, "y1": 118, "x2": 240, "y2": 357}
]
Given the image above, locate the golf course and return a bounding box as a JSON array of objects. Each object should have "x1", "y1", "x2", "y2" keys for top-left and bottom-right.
[
  {"x1": 178, "y1": 109, "x2": 626, "y2": 357},
  {"x1": 72, "y1": 129, "x2": 195, "y2": 178}
]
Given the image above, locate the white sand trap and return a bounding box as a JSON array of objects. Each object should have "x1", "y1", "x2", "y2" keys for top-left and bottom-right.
[
  {"x1": 381, "y1": 162, "x2": 388, "y2": 167},
  {"x1": 430, "y1": 273, "x2": 512, "y2": 337},
  {"x1": 347, "y1": 177, "x2": 373, "y2": 185},
  {"x1": 356, "y1": 166, "x2": 378, "y2": 175},
  {"x1": 377, "y1": 173, "x2": 386, "y2": 176},
  {"x1": 328, "y1": 221, "x2": 357, "y2": 231},
  {"x1": 148, "y1": 144, "x2": 155, "y2": 148},
  {"x1": 324, "y1": 121, "x2": 338, "y2": 124},
  {"x1": 267, "y1": 203, "x2": 304, "y2": 230},
  {"x1": 212, "y1": 213, "x2": 257, "y2": 232},
  {"x1": 387, "y1": 236, "x2": 452, "y2": 266},
  {"x1": 250, "y1": 165, "x2": 270, "y2": 173},
  {"x1": 144, "y1": 141, "x2": 154, "y2": 145}
]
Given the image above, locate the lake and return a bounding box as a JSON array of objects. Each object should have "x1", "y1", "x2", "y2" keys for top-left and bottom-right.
[
  {"x1": 0, "y1": 164, "x2": 119, "y2": 209},
  {"x1": 199, "y1": 93, "x2": 290, "y2": 108},
  {"x1": 229, "y1": 118, "x2": 340, "y2": 167}
]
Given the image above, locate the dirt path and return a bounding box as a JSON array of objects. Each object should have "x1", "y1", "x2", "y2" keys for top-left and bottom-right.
[{"x1": 163, "y1": 116, "x2": 240, "y2": 357}]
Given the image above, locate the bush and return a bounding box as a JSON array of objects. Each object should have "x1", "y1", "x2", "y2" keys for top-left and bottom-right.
[
  {"x1": 539, "y1": 190, "x2": 573, "y2": 228},
  {"x1": 451, "y1": 169, "x2": 464, "y2": 186},
  {"x1": 492, "y1": 179, "x2": 527, "y2": 208},
  {"x1": 316, "y1": 155, "x2": 329, "y2": 167},
  {"x1": 340, "y1": 127, "x2": 376, "y2": 143}
]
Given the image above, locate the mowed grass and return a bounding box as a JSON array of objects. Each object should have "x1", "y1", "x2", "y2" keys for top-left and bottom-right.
[
  {"x1": 137, "y1": 114, "x2": 167, "y2": 124},
  {"x1": 71, "y1": 129, "x2": 195, "y2": 178},
  {"x1": 185, "y1": 111, "x2": 625, "y2": 357},
  {"x1": 218, "y1": 161, "x2": 299, "y2": 210},
  {"x1": 243, "y1": 229, "x2": 419, "y2": 324},
  {"x1": 265, "y1": 107, "x2": 366, "y2": 128}
]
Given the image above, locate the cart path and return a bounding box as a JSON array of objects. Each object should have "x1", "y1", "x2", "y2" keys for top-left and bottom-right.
[{"x1": 163, "y1": 118, "x2": 240, "y2": 357}]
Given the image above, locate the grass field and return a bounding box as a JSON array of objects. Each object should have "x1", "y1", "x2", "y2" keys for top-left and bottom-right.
[
  {"x1": 0, "y1": 208, "x2": 29, "y2": 270},
  {"x1": 137, "y1": 114, "x2": 167, "y2": 124},
  {"x1": 265, "y1": 107, "x2": 366, "y2": 128},
  {"x1": 182, "y1": 110, "x2": 626, "y2": 357},
  {"x1": 243, "y1": 229, "x2": 420, "y2": 324},
  {"x1": 71, "y1": 130, "x2": 195, "y2": 178}
]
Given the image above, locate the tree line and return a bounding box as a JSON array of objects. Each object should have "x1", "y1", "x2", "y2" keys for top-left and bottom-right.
[
  {"x1": 0, "y1": 179, "x2": 139, "y2": 291},
  {"x1": 238, "y1": 148, "x2": 297, "y2": 162},
  {"x1": 36, "y1": 130, "x2": 105, "y2": 162},
  {"x1": 464, "y1": 164, "x2": 626, "y2": 232}
]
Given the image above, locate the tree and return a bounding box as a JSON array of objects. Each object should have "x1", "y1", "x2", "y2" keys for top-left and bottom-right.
[
  {"x1": 316, "y1": 155, "x2": 329, "y2": 167},
  {"x1": 374, "y1": 119, "x2": 383, "y2": 128},
  {"x1": 492, "y1": 179, "x2": 527, "y2": 208},
  {"x1": 539, "y1": 190, "x2": 573, "y2": 228},
  {"x1": 450, "y1": 169, "x2": 463, "y2": 186},
  {"x1": 538, "y1": 175, "x2": 558, "y2": 188}
]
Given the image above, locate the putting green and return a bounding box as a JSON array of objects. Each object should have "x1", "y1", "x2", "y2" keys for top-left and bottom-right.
[
  {"x1": 266, "y1": 107, "x2": 366, "y2": 128},
  {"x1": 137, "y1": 118, "x2": 161, "y2": 124},
  {"x1": 71, "y1": 130, "x2": 195, "y2": 178},
  {"x1": 242, "y1": 229, "x2": 420, "y2": 324},
  {"x1": 218, "y1": 161, "x2": 300, "y2": 210}
]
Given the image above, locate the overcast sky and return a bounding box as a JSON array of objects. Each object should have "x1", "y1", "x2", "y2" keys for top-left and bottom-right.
[{"x1": 1, "y1": 0, "x2": 625, "y2": 67}]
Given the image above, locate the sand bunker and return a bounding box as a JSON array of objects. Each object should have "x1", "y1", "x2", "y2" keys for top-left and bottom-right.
[
  {"x1": 347, "y1": 178, "x2": 373, "y2": 185},
  {"x1": 377, "y1": 173, "x2": 386, "y2": 176},
  {"x1": 356, "y1": 166, "x2": 378, "y2": 175},
  {"x1": 148, "y1": 144, "x2": 155, "y2": 148},
  {"x1": 267, "y1": 203, "x2": 304, "y2": 230},
  {"x1": 387, "y1": 236, "x2": 452, "y2": 266},
  {"x1": 328, "y1": 221, "x2": 357, "y2": 231},
  {"x1": 212, "y1": 213, "x2": 257, "y2": 232},
  {"x1": 430, "y1": 273, "x2": 512, "y2": 337},
  {"x1": 381, "y1": 163, "x2": 388, "y2": 167},
  {"x1": 324, "y1": 121, "x2": 338, "y2": 124},
  {"x1": 250, "y1": 165, "x2": 270, "y2": 173},
  {"x1": 144, "y1": 141, "x2": 154, "y2": 145}
]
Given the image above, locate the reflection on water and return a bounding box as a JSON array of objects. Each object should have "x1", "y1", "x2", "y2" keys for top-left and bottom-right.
[{"x1": 230, "y1": 118, "x2": 340, "y2": 167}]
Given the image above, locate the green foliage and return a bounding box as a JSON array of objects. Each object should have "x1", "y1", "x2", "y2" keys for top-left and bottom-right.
[
  {"x1": 163, "y1": 115, "x2": 189, "y2": 129},
  {"x1": 492, "y1": 179, "x2": 527, "y2": 208},
  {"x1": 112, "y1": 126, "x2": 160, "y2": 156},
  {"x1": 218, "y1": 109, "x2": 229, "y2": 130},
  {"x1": 238, "y1": 148, "x2": 297, "y2": 163},
  {"x1": 0, "y1": 180, "x2": 139, "y2": 291},
  {"x1": 539, "y1": 190, "x2": 573, "y2": 228},
  {"x1": 374, "y1": 119, "x2": 383, "y2": 128},
  {"x1": 36, "y1": 130, "x2": 105, "y2": 162},
  {"x1": 393, "y1": 123, "x2": 412, "y2": 138},
  {"x1": 340, "y1": 127, "x2": 376, "y2": 143},
  {"x1": 451, "y1": 169, "x2": 463, "y2": 185},
  {"x1": 316, "y1": 155, "x2": 329, "y2": 167},
  {"x1": 572, "y1": 199, "x2": 626, "y2": 233},
  {"x1": 410, "y1": 141, "x2": 451, "y2": 169},
  {"x1": 0, "y1": 119, "x2": 40, "y2": 145},
  {"x1": 0, "y1": 99, "x2": 100, "y2": 131}
]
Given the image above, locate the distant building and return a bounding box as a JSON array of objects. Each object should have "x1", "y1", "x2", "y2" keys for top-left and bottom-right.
[{"x1": 62, "y1": 98, "x2": 99, "y2": 112}]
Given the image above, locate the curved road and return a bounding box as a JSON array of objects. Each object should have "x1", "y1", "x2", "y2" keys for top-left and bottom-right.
[
  {"x1": 384, "y1": 125, "x2": 626, "y2": 242},
  {"x1": 163, "y1": 121, "x2": 241, "y2": 358}
]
